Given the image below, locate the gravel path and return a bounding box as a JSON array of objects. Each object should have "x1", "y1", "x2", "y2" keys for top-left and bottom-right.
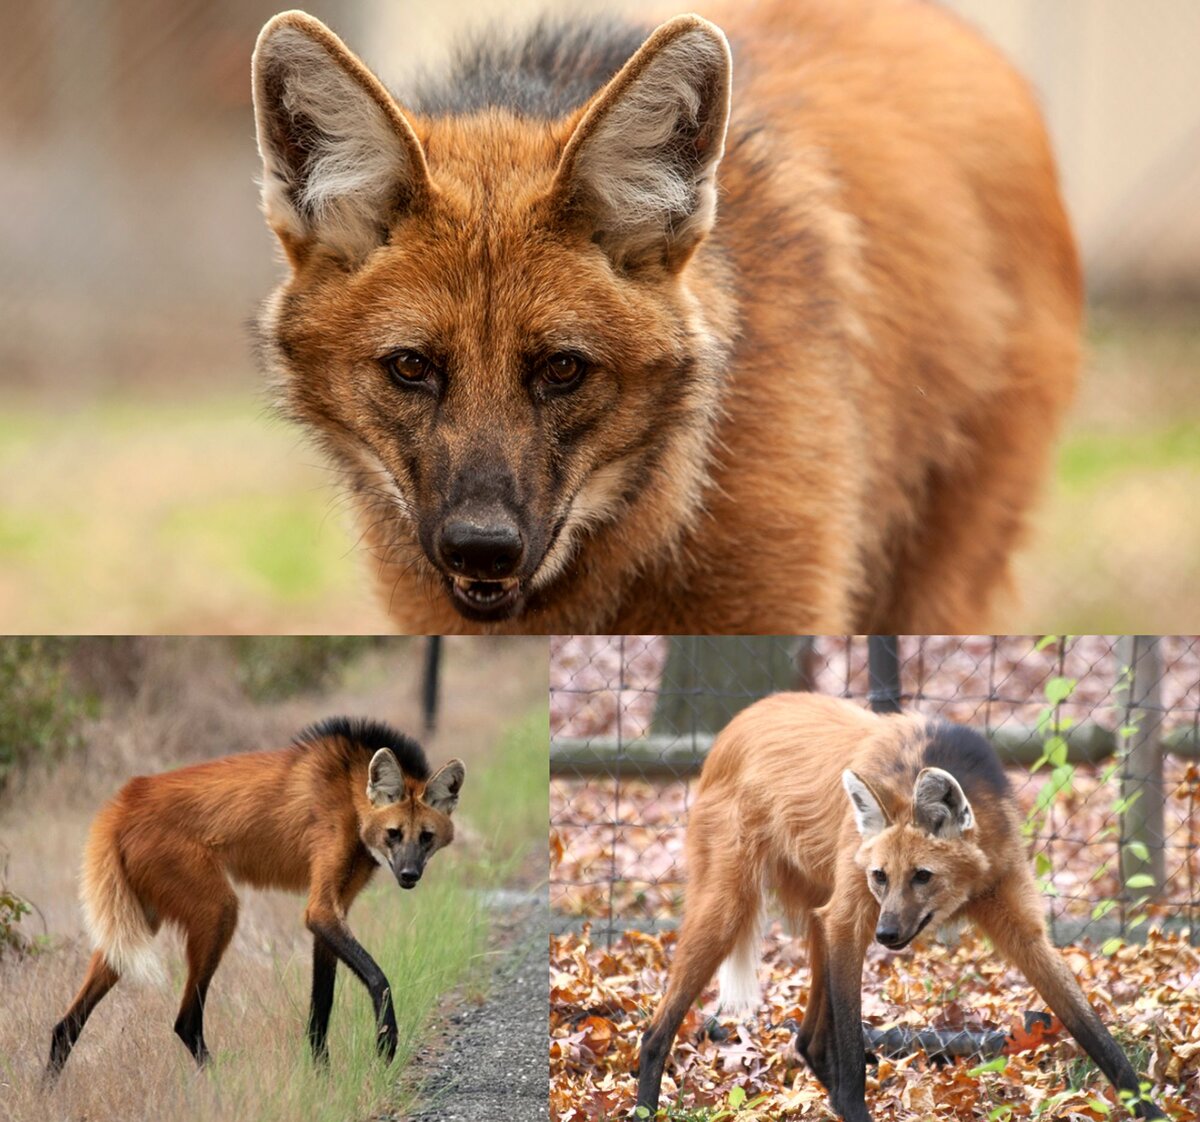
[{"x1": 404, "y1": 889, "x2": 548, "y2": 1122}]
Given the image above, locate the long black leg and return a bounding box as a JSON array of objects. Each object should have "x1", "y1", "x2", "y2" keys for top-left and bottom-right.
[
  {"x1": 307, "y1": 917, "x2": 397, "y2": 1062},
  {"x1": 45, "y1": 952, "x2": 120, "y2": 1081},
  {"x1": 308, "y1": 935, "x2": 338, "y2": 1062}
]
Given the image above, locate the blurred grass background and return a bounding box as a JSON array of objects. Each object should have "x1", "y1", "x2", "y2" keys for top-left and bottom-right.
[{"x1": 1, "y1": 0, "x2": 1197, "y2": 633}]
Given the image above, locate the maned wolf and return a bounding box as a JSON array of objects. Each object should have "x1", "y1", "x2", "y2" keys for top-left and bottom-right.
[
  {"x1": 252, "y1": 3, "x2": 1080, "y2": 634},
  {"x1": 636, "y1": 693, "x2": 1164, "y2": 1120},
  {"x1": 46, "y1": 718, "x2": 464, "y2": 1076}
]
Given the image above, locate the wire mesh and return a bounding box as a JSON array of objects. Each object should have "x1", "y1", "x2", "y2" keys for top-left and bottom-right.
[{"x1": 550, "y1": 636, "x2": 1200, "y2": 945}]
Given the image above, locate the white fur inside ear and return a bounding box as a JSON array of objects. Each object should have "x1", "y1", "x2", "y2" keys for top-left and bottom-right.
[
  {"x1": 912, "y1": 767, "x2": 975, "y2": 838},
  {"x1": 367, "y1": 748, "x2": 406, "y2": 806},
  {"x1": 567, "y1": 22, "x2": 731, "y2": 265},
  {"x1": 424, "y1": 759, "x2": 465, "y2": 815},
  {"x1": 253, "y1": 22, "x2": 414, "y2": 258},
  {"x1": 843, "y1": 770, "x2": 888, "y2": 839}
]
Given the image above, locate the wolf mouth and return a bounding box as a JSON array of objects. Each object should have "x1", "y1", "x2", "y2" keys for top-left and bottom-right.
[
  {"x1": 447, "y1": 575, "x2": 523, "y2": 621},
  {"x1": 888, "y1": 910, "x2": 935, "y2": 951},
  {"x1": 439, "y1": 510, "x2": 573, "y2": 622}
]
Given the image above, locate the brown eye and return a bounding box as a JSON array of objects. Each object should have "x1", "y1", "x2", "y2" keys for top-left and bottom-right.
[
  {"x1": 541, "y1": 352, "x2": 585, "y2": 389},
  {"x1": 381, "y1": 349, "x2": 434, "y2": 386},
  {"x1": 912, "y1": 869, "x2": 933, "y2": 885},
  {"x1": 871, "y1": 869, "x2": 887, "y2": 886},
  {"x1": 419, "y1": 830, "x2": 434, "y2": 846}
]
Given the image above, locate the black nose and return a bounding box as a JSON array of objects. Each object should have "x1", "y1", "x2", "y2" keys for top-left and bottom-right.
[
  {"x1": 875, "y1": 924, "x2": 901, "y2": 947},
  {"x1": 398, "y1": 868, "x2": 421, "y2": 889},
  {"x1": 437, "y1": 517, "x2": 523, "y2": 580}
]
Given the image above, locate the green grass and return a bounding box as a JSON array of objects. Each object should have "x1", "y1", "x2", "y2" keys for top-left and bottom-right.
[
  {"x1": 0, "y1": 391, "x2": 380, "y2": 633},
  {"x1": 184, "y1": 871, "x2": 490, "y2": 1122},
  {"x1": 471, "y1": 707, "x2": 552, "y2": 871},
  {"x1": 159, "y1": 493, "x2": 344, "y2": 603},
  {"x1": 1057, "y1": 424, "x2": 1200, "y2": 490}
]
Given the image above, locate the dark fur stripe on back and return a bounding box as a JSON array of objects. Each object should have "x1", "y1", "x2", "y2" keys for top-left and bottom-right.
[
  {"x1": 406, "y1": 16, "x2": 650, "y2": 118},
  {"x1": 293, "y1": 716, "x2": 429, "y2": 781},
  {"x1": 921, "y1": 720, "x2": 1011, "y2": 800}
]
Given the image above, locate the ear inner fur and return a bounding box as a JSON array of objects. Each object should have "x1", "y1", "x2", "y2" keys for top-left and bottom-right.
[
  {"x1": 366, "y1": 748, "x2": 406, "y2": 806},
  {"x1": 912, "y1": 766, "x2": 975, "y2": 837},
  {"x1": 549, "y1": 14, "x2": 733, "y2": 270},
  {"x1": 252, "y1": 10, "x2": 432, "y2": 263},
  {"x1": 842, "y1": 769, "x2": 891, "y2": 839},
  {"x1": 423, "y1": 759, "x2": 465, "y2": 815}
]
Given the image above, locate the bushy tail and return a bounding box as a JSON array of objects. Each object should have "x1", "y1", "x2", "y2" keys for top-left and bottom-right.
[
  {"x1": 80, "y1": 807, "x2": 163, "y2": 985},
  {"x1": 716, "y1": 904, "x2": 763, "y2": 1017}
]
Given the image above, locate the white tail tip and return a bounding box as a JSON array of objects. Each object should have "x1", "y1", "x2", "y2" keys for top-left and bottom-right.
[{"x1": 716, "y1": 936, "x2": 761, "y2": 1017}]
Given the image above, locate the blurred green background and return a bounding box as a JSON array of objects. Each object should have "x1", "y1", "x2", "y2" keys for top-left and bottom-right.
[{"x1": 1, "y1": 0, "x2": 1197, "y2": 633}]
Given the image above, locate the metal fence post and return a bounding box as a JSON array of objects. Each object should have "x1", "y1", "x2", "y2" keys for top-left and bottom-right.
[
  {"x1": 867, "y1": 636, "x2": 902, "y2": 714},
  {"x1": 422, "y1": 636, "x2": 442, "y2": 737},
  {"x1": 1116, "y1": 635, "x2": 1166, "y2": 896}
]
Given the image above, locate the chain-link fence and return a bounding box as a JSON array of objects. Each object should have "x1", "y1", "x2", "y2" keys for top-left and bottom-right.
[{"x1": 550, "y1": 636, "x2": 1200, "y2": 947}]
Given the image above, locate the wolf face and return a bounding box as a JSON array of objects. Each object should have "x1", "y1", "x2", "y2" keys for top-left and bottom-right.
[
  {"x1": 360, "y1": 748, "x2": 464, "y2": 889},
  {"x1": 252, "y1": 13, "x2": 732, "y2": 624},
  {"x1": 842, "y1": 767, "x2": 991, "y2": 949}
]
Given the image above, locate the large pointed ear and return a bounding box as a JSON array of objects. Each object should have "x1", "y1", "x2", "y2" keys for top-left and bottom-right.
[
  {"x1": 424, "y1": 759, "x2": 465, "y2": 816},
  {"x1": 912, "y1": 768, "x2": 975, "y2": 838},
  {"x1": 549, "y1": 15, "x2": 732, "y2": 272},
  {"x1": 366, "y1": 748, "x2": 406, "y2": 806},
  {"x1": 842, "y1": 770, "x2": 890, "y2": 840},
  {"x1": 251, "y1": 11, "x2": 431, "y2": 266}
]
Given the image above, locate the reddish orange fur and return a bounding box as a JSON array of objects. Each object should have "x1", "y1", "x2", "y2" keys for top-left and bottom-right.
[
  {"x1": 46, "y1": 726, "x2": 462, "y2": 1076},
  {"x1": 255, "y1": 0, "x2": 1080, "y2": 634}
]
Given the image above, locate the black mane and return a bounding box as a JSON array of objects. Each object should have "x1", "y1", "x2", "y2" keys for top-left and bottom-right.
[
  {"x1": 293, "y1": 716, "x2": 429, "y2": 781},
  {"x1": 921, "y1": 720, "x2": 1011, "y2": 801},
  {"x1": 405, "y1": 15, "x2": 650, "y2": 118}
]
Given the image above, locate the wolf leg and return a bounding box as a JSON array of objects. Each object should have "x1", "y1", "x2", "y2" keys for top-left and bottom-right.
[
  {"x1": 636, "y1": 851, "x2": 761, "y2": 1114},
  {"x1": 969, "y1": 878, "x2": 1165, "y2": 1119},
  {"x1": 45, "y1": 951, "x2": 120, "y2": 1080}
]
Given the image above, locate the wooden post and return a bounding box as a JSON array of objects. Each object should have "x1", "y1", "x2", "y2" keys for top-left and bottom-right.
[
  {"x1": 650, "y1": 637, "x2": 813, "y2": 737},
  {"x1": 1116, "y1": 636, "x2": 1166, "y2": 897}
]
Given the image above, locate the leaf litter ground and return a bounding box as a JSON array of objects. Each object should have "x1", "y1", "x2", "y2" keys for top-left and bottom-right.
[{"x1": 550, "y1": 923, "x2": 1199, "y2": 1120}]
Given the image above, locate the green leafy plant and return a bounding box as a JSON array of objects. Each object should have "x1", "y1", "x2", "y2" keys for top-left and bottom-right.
[
  {"x1": 0, "y1": 637, "x2": 89, "y2": 794},
  {"x1": 0, "y1": 847, "x2": 36, "y2": 959},
  {"x1": 0, "y1": 885, "x2": 31, "y2": 958},
  {"x1": 231, "y1": 636, "x2": 385, "y2": 701},
  {"x1": 1023, "y1": 655, "x2": 1080, "y2": 891}
]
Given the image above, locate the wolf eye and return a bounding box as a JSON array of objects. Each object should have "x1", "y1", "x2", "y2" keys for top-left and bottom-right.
[
  {"x1": 540, "y1": 352, "x2": 586, "y2": 391},
  {"x1": 871, "y1": 869, "x2": 887, "y2": 886},
  {"x1": 386, "y1": 827, "x2": 403, "y2": 843},
  {"x1": 381, "y1": 349, "x2": 436, "y2": 387},
  {"x1": 912, "y1": 869, "x2": 933, "y2": 885},
  {"x1": 419, "y1": 829, "x2": 434, "y2": 846}
]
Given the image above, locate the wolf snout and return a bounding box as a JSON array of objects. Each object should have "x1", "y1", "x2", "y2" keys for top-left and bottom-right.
[
  {"x1": 874, "y1": 923, "x2": 903, "y2": 948},
  {"x1": 436, "y1": 514, "x2": 524, "y2": 580},
  {"x1": 397, "y1": 867, "x2": 422, "y2": 889}
]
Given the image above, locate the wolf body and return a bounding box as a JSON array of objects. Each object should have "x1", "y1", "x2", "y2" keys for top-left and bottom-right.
[
  {"x1": 635, "y1": 693, "x2": 1163, "y2": 1120},
  {"x1": 46, "y1": 717, "x2": 465, "y2": 1076}
]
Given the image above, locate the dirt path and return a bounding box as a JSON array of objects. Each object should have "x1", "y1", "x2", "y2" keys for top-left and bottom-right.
[{"x1": 403, "y1": 888, "x2": 548, "y2": 1122}]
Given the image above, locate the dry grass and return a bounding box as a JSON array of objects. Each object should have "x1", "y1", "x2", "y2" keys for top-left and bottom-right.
[{"x1": 0, "y1": 636, "x2": 548, "y2": 1122}]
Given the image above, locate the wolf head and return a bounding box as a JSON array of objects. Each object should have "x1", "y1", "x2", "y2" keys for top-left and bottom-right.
[
  {"x1": 251, "y1": 12, "x2": 733, "y2": 624},
  {"x1": 842, "y1": 766, "x2": 992, "y2": 950},
  {"x1": 360, "y1": 748, "x2": 464, "y2": 889}
]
